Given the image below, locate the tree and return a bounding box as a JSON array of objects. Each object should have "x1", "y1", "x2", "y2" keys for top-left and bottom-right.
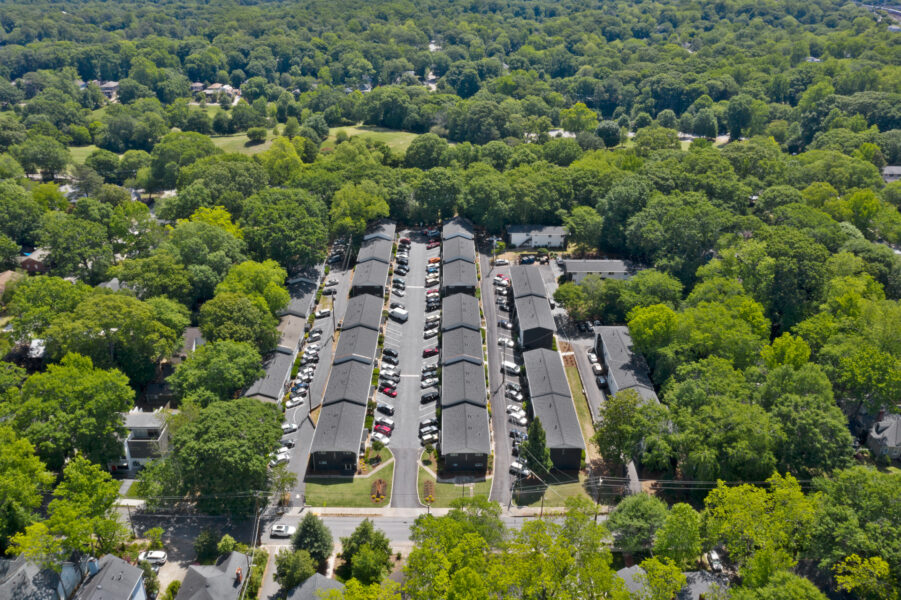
[
  {"x1": 732, "y1": 571, "x2": 828, "y2": 600},
  {"x1": 148, "y1": 131, "x2": 220, "y2": 191},
  {"x1": 560, "y1": 102, "x2": 598, "y2": 133},
  {"x1": 0, "y1": 427, "x2": 54, "y2": 555},
  {"x1": 193, "y1": 529, "x2": 220, "y2": 563},
  {"x1": 11, "y1": 135, "x2": 69, "y2": 179},
  {"x1": 85, "y1": 149, "x2": 121, "y2": 183},
  {"x1": 653, "y1": 503, "x2": 701, "y2": 567},
  {"x1": 693, "y1": 108, "x2": 718, "y2": 139},
  {"x1": 246, "y1": 127, "x2": 267, "y2": 144},
  {"x1": 38, "y1": 212, "x2": 112, "y2": 283},
  {"x1": 520, "y1": 418, "x2": 553, "y2": 477},
  {"x1": 241, "y1": 188, "x2": 327, "y2": 268},
  {"x1": 633, "y1": 126, "x2": 679, "y2": 157},
  {"x1": 12, "y1": 456, "x2": 126, "y2": 569},
  {"x1": 726, "y1": 94, "x2": 753, "y2": 140},
  {"x1": 596, "y1": 120, "x2": 621, "y2": 148},
  {"x1": 111, "y1": 251, "x2": 193, "y2": 304},
  {"x1": 564, "y1": 206, "x2": 604, "y2": 253},
  {"x1": 6, "y1": 276, "x2": 93, "y2": 340},
  {"x1": 215, "y1": 259, "x2": 288, "y2": 315},
  {"x1": 274, "y1": 548, "x2": 317, "y2": 589},
  {"x1": 341, "y1": 519, "x2": 392, "y2": 575},
  {"x1": 0, "y1": 181, "x2": 43, "y2": 246},
  {"x1": 329, "y1": 182, "x2": 390, "y2": 239},
  {"x1": 257, "y1": 137, "x2": 303, "y2": 185},
  {"x1": 635, "y1": 557, "x2": 686, "y2": 600},
  {"x1": 352, "y1": 544, "x2": 390, "y2": 585},
  {"x1": 5, "y1": 354, "x2": 133, "y2": 471},
  {"x1": 553, "y1": 282, "x2": 589, "y2": 320},
  {"x1": 293, "y1": 512, "x2": 334, "y2": 566},
  {"x1": 415, "y1": 167, "x2": 461, "y2": 222},
  {"x1": 607, "y1": 494, "x2": 668, "y2": 553},
  {"x1": 169, "y1": 340, "x2": 262, "y2": 403},
  {"x1": 833, "y1": 554, "x2": 896, "y2": 600},
  {"x1": 404, "y1": 133, "x2": 448, "y2": 169},
  {"x1": 593, "y1": 389, "x2": 647, "y2": 466},
  {"x1": 140, "y1": 561, "x2": 160, "y2": 598},
  {"x1": 199, "y1": 291, "x2": 279, "y2": 353}
]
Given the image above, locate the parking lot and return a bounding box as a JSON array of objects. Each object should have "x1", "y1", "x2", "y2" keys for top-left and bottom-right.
[{"x1": 380, "y1": 229, "x2": 442, "y2": 508}]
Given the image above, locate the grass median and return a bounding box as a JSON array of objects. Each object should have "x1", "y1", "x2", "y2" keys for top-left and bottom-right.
[{"x1": 305, "y1": 460, "x2": 395, "y2": 508}]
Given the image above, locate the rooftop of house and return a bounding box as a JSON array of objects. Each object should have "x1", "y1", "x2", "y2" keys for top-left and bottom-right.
[
  {"x1": 175, "y1": 552, "x2": 250, "y2": 600},
  {"x1": 322, "y1": 361, "x2": 374, "y2": 407},
  {"x1": 286, "y1": 573, "x2": 345, "y2": 600},
  {"x1": 562, "y1": 259, "x2": 630, "y2": 274},
  {"x1": 514, "y1": 295, "x2": 556, "y2": 333},
  {"x1": 362, "y1": 221, "x2": 396, "y2": 242},
  {"x1": 510, "y1": 265, "x2": 548, "y2": 299},
  {"x1": 507, "y1": 224, "x2": 566, "y2": 236},
  {"x1": 74, "y1": 555, "x2": 143, "y2": 600},
  {"x1": 351, "y1": 260, "x2": 389, "y2": 290},
  {"x1": 123, "y1": 409, "x2": 166, "y2": 431},
  {"x1": 441, "y1": 361, "x2": 487, "y2": 409},
  {"x1": 333, "y1": 325, "x2": 379, "y2": 366},
  {"x1": 243, "y1": 352, "x2": 294, "y2": 401},
  {"x1": 341, "y1": 293, "x2": 384, "y2": 331},
  {"x1": 310, "y1": 399, "x2": 367, "y2": 454},
  {"x1": 442, "y1": 217, "x2": 475, "y2": 240},
  {"x1": 596, "y1": 326, "x2": 659, "y2": 403},
  {"x1": 870, "y1": 413, "x2": 901, "y2": 447},
  {"x1": 440, "y1": 402, "x2": 490, "y2": 454},
  {"x1": 441, "y1": 328, "x2": 483, "y2": 366},
  {"x1": 276, "y1": 315, "x2": 306, "y2": 354},
  {"x1": 441, "y1": 237, "x2": 476, "y2": 264},
  {"x1": 356, "y1": 237, "x2": 393, "y2": 264},
  {"x1": 440, "y1": 260, "x2": 478, "y2": 289},
  {"x1": 441, "y1": 293, "x2": 481, "y2": 331}
]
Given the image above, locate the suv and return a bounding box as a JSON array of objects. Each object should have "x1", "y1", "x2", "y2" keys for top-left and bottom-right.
[
  {"x1": 510, "y1": 460, "x2": 531, "y2": 477},
  {"x1": 376, "y1": 402, "x2": 395, "y2": 415},
  {"x1": 383, "y1": 348, "x2": 399, "y2": 358},
  {"x1": 421, "y1": 391, "x2": 439, "y2": 403}
]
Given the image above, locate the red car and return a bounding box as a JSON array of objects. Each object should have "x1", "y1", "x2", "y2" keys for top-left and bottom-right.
[
  {"x1": 423, "y1": 347, "x2": 439, "y2": 358},
  {"x1": 380, "y1": 386, "x2": 398, "y2": 397},
  {"x1": 374, "y1": 424, "x2": 392, "y2": 435},
  {"x1": 400, "y1": 237, "x2": 411, "y2": 245},
  {"x1": 427, "y1": 241, "x2": 440, "y2": 249},
  {"x1": 427, "y1": 288, "x2": 439, "y2": 295}
]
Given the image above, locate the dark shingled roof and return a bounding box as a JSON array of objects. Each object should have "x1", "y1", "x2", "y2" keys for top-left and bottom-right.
[
  {"x1": 441, "y1": 328, "x2": 483, "y2": 366},
  {"x1": 442, "y1": 237, "x2": 476, "y2": 264},
  {"x1": 440, "y1": 260, "x2": 478, "y2": 291},
  {"x1": 75, "y1": 555, "x2": 143, "y2": 600},
  {"x1": 341, "y1": 293, "x2": 383, "y2": 331},
  {"x1": 522, "y1": 348, "x2": 568, "y2": 398},
  {"x1": 243, "y1": 352, "x2": 294, "y2": 401},
  {"x1": 510, "y1": 265, "x2": 548, "y2": 299},
  {"x1": 286, "y1": 574, "x2": 345, "y2": 600},
  {"x1": 322, "y1": 361, "x2": 373, "y2": 407},
  {"x1": 282, "y1": 279, "x2": 318, "y2": 317},
  {"x1": 441, "y1": 361, "x2": 487, "y2": 408},
  {"x1": 596, "y1": 326, "x2": 658, "y2": 403},
  {"x1": 440, "y1": 402, "x2": 490, "y2": 454},
  {"x1": 333, "y1": 326, "x2": 379, "y2": 365},
  {"x1": 523, "y1": 349, "x2": 585, "y2": 451},
  {"x1": 442, "y1": 217, "x2": 475, "y2": 240},
  {"x1": 175, "y1": 552, "x2": 250, "y2": 600},
  {"x1": 363, "y1": 221, "x2": 396, "y2": 242},
  {"x1": 351, "y1": 260, "x2": 389, "y2": 292},
  {"x1": 677, "y1": 571, "x2": 729, "y2": 600},
  {"x1": 0, "y1": 556, "x2": 64, "y2": 600},
  {"x1": 441, "y1": 293, "x2": 480, "y2": 331},
  {"x1": 513, "y1": 295, "x2": 556, "y2": 333},
  {"x1": 310, "y1": 400, "x2": 367, "y2": 454},
  {"x1": 356, "y1": 237, "x2": 393, "y2": 264}
]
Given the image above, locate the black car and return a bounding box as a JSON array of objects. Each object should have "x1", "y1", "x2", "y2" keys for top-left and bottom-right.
[
  {"x1": 395, "y1": 266, "x2": 409, "y2": 276},
  {"x1": 322, "y1": 287, "x2": 337, "y2": 295},
  {"x1": 383, "y1": 348, "x2": 399, "y2": 358},
  {"x1": 596, "y1": 375, "x2": 607, "y2": 388},
  {"x1": 396, "y1": 257, "x2": 409, "y2": 266},
  {"x1": 382, "y1": 355, "x2": 399, "y2": 366},
  {"x1": 281, "y1": 437, "x2": 297, "y2": 448},
  {"x1": 509, "y1": 429, "x2": 528, "y2": 441},
  {"x1": 421, "y1": 391, "x2": 439, "y2": 403},
  {"x1": 390, "y1": 302, "x2": 405, "y2": 309}
]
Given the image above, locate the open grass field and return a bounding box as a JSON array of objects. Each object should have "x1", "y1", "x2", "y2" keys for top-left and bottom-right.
[
  {"x1": 304, "y1": 460, "x2": 394, "y2": 508},
  {"x1": 512, "y1": 471, "x2": 594, "y2": 507},
  {"x1": 418, "y1": 465, "x2": 492, "y2": 508},
  {"x1": 565, "y1": 365, "x2": 600, "y2": 463},
  {"x1": 322, "y1": 125, "x2": 419, "y2": 152},
  {"x1": 209, "y1": 133, "x2": 274, "y2": 155},
  {"x1": 69, "y1": 144, "x2": 101, "y2": 165}
]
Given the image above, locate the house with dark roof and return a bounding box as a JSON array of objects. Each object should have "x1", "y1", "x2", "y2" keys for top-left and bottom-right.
[
  {"x1": 333, "y1": 326, "x2": 379, "y2": 366},
  {"x1": 442, "y1": 237, "x2": 476, "y2": 265},
  {"x1": 75, "y1": 555, "x2": 145, "y2": 600},
  {"x1": 356, "y1": 237, "x2": 393, "y2": 265},
  {"x1": 441, "y1": 361, "x2": 487, "y2": 409},
  {"x1": 883, "y1": 166, "x2": 901, "y2": 184},
  {"x1": 677, "y1": 571, "x2": 729, "y2": 600},
  {"x1": 442, "y1": 217, "x2": 475, "y2": 241},
  {"x1": 868, "y1": 413, "x2": 901, "y2": 459},
  {"x1": 309, "y1": 399, "x2": 368, "y2": 472},
  {"x1": 616, "y1": 565, "x2": 646, "y2": 596},
  {"x1": 321, "y1": 361, "x2": 373, "y2": 407},
  {"x1": 362, "y1": 221, "x2": 396, "y2": 242},
  {"x1": 113, "y1": 409, "x2": 171, "y2": 474},
  {"x1": 507, "y1": 224, "x2": 566, "y2": 248},
  {"x1": 440, "y1": 402, "x2": 490, "y2": 471},
  {"x1": 595, "y1": 326, "x2": 659, "y2": 404},
  {"x1": 286, "y1": 574, "x2": 345, "y2": 600},
  {"x1": 281, "y1": 279, "x2": 318, "y2": 318},
  {"x1": 523, "y1": 349, "x2": 585, "y2": 470},
  {"x1": 441, "y1": 293, "x2": 480, "y2": 331},
  {"x1": 243, "y1": 351, "x2": 295, "y2": 403},
  {"x1": 175, "y1": 552, "x2": 250, "y2": 600},
  {"x1": 341, "y1": 294, "x2": 384, "y2": 331},
  {"x1": 510, "y1": 266, "x2": 555, "y2": 350},
  {"x1": 561, "y1": 259, "x2": 631, "y2": 284},
  {"x1": 276, "y1": 315, "x2": 306, "y2": 355},
  {"x1": 440, "y1": 259, "x2": 478, "y2": 296},
  {"x1": 0, "y1": 555, "x2": 85, "y2": 600},
  {"x1": 350, "y1": 260, "x2": 390, "y2": 297},
  {"x1": 441, "y1": 328, "x2": 483, "y2": 367}
]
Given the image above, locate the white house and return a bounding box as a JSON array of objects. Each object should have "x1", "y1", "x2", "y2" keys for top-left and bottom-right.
[
  {"x1": 561, "y1": 259, "x2": 631, "y2": 283},
  {"x1": 883, "y1": 166, "x2": 901, "y2": 184},
  {"x1": 507, "y1": 225, "x2": 567, "y2": 249}
]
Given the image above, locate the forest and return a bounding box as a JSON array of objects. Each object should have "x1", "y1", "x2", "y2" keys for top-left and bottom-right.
[{"x1": 0, "y1": 0, "x2": 899, "y2": 598}]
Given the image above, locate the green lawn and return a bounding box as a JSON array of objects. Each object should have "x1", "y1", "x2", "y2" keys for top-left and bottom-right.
[
  {"x1": 209, "y1": 133, "x2": 274, "y2": 155},
  {"x1": 565, "y1": 365, "x2": 600, "y2": 463},
  {"x1": 512, "y1": 471, "x2": 593, "y2": 507},
  {"x1": 322, "y1": 125, "x2": 419, "y2": 152},
  {"x1": 418, "y1": 466, "x2": 492, "y2": 508},
  {"x1": 304, "y1": 461, "x2": 394, "y2": 508},
  {"x1": 70, "y1": 144, "x2": 100, "y2": 165}
]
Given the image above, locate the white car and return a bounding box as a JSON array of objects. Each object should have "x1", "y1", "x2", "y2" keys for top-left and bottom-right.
[
  {"x1": 494, "y1": 258, "x2": 510, "y2": 266},
  {"x1": 269, "y1": 451, "x2": 290, "y2": 467},
  {"x1": 324, "y1": 279, "x2": 339, "y2": 287},
  {"x1": 421, "y1": 432, "x2": 439, "y2": 445},
  {"x1": 315, "y1": 309, "x2": 331, "y2": 318},
  {"x1": 510, "y1": 460, "x2": 530, "y2": 477},
  {"x1": 308, "y1": 331, "x2": 322, "y2": 342},
  {"x1": 281, "y1": 422, "x2": 298, "y2": 434},
  {"x1": 425, "y1": 314, "x2": 441, "y2": 324},
  {"x1": 305, "y1": 343, "x2": 321, "y2": 352},
  {"x1": 270, "y1": 524, "x2": 296, "y2": 538},
  {"x1": 371, "y1": 431, "x2": 391, "y2": 445},
  {"x1": 138, "y1": 551, "x2": 167, "y2": 565},
  {"x1": 425, "y1": 278, "x2": 439, "y2": 286},
  {"x1": 421, "y1": 377, "x2": 439, "y2": 388},
  {"x1": 509, "y1": 414, "x2": 527, "y2": 427},
  {"x1": 588, "y1": 352, "x2": 599, "y2": 364},
  {"x1": 286, "y1": 396, "x2": 304, "y2": 409},
  {"x1": 394, "y1": 288, "x2": 405, "y2": 297},
  {"x1": 708, "y1": 551, "x2": 723, "y2": 572},
  {"x1": 497, "y1": 337, "x2": 515, "y2": 348},
  {"x1": 424, "y1": 328, "x2": 438, "y2": 338},
  {"x1": 506, "y1": 405, "x2": 526, "y2": 417},
  {"x1": 506, "y1": 389, "x2": 523, "y2": 402}
]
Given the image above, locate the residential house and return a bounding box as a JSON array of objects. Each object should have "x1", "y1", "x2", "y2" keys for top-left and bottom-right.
[
  {"x1": 17, "y1": 248, "x2": 50, "y2": 274},
  {"x1": 243, "y1": 351, "x2": 294, "y2": 403},
  {"x1": 883, "y1": 166, "x2": 901, "y2": 184},
  {"x1": 98, "y1": 81, "x2": 119, "y2": 100},
  {"x1": 440, "y1": 260, "x2": 478, "y2": 296},
  {"x1": 175, "y1": 552, "x2": 250, "y2": 600},
  {"x1": 111, "y1": 409, "x2": 171, "y2": 474},
  {"x1": 286, "y1": 574, "x2": 345, "y2": 600},
  {"x1": 441, "y1": 293, "x2": 480, "y2": 332},
  {"x1": 276, "y1": 315, "x2": 306, "y2": 355},
  {"x1": 561, "y1": 259, "x2": 631, "y2": 284},
  {"x1": 350, "y1": 259, "x2": 390, "y2": 297},
  {"x1": 441, "y1": 217, "x2": 474, "y2": 241},
  {"x1": 510, "y1": 266, "x2": 555, "y2": 350},
  {"x1": 0, "y1": 555, "x2": 86, "y2": 600},
  {"x1": 440, "y1": 360, "x2": 490, "y2": 472},
  {"x1": 0, "y1": 269, "x2": 22, "y2": 299},
  {"x1": 595, "y1": 326, "x2": 659, "y2": 403},
  {"x1": 190, "y1": 82, "x2": 205, "y2": 93},
  {"x1": 507, "y1": 225, "x2": 566, "y2": 248},
  {"x1": 74, "y1": 555, "x2": 145, "y2": 600},
  {"x1": 868, "y1": 413, "x2": 901, "y2": 459},
  {"x1": 677, "y1": 571, "x2": 729, "y2": 600}
]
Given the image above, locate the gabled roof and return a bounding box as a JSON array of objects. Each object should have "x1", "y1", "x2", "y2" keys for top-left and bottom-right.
[
  {"x1": 514, "y1": 295, "x2": 556, "y2": 333},
  {"x1": 440, "y1": 402, "x2": 490, "y2": 454},
  {"x1": 531, "y1": 393, "x2": 585, "y2": 450},
  {"x1": 322, "y1": 361, "x2": 373, "y2": 407},
  {"x1": 522, "y1": 348, "x2": 569, "y2": 398},
  {"x1": 441, "y1": 328, "x2": 483, "y2": 367},
  {"x1": 0, "y1": 556, "x2": 64, "y2": 600},
  {"x1": 677, "y1": 571, "x2": 729, "y2": 600},
  {"x1": 616, "y1": 566, "x2": 646, "y2": 596},
  {"x1": 175, "y1": 552, "x2": 250, "y2": 600},
  {"x1": 286, "y1": 573, "x2": 345, "y2": 600},
  {"x1": 870, "y1": 414, "x2": 901, "y2": 448},
  {"x1": 75, "y1": 555, "x2": 143, "y2": 600},
  {"x1": 441, "y1": 361, "x2": 486, "y2": 408},
  {"x1": 442, "y1": 293, "x2": 481, "y2": 331},
  {"x1": 123, "y1": 410, "x2": 165, "y2": 430},
  {"x1": 243, "y1": 352, "x2": 294, "y2": 401},
  {"x1": 356, "y1": 237, "x2": 393, "y2": 264},
  {"x1": 333, "y1": 326, "x2": 379, "y2": 366},
  {"x1": 310, "y1": 400, "x2": 367, "y2": 454},
  {"x1": 562, "y1": 259, "x2": 630, "y2": 274},
  {"x1": 341, "y1": 294, "x2": 383, "y2": 331},
  {"x1": 351, "y1": 260, "x2": 389, "y2": 291},
  {"x1": 441, "y1": 237, "x2": 476, "y2": 264},
  {"x1": 277, "y1": 315, "x2": 306, "y2": 354},
  {"x1": 440, "y1": 260, "x2": 478, "y2": 290},
  {"x1": 596, "y1": 326, "x2": 658, "y2": 403},
  {"x1": 442, "y1": 217, "x2": 474, "y2": 240},
  {"x1": 507, "y1": 224, "x2": 566, "y2": 236},
  {"x1": 282, "y1": 279, "x2": 318, "y2": 317},
  {"x1": 363, "y1": 221, "x2": 396, "y2": 242},
  {"x1": 510, "y1": 266, "x2": 548, "y2": 299}
]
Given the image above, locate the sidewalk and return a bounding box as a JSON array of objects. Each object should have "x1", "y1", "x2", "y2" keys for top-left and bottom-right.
[{"x1": 290, "y1": 505, "x2": 572, "y2": 518}]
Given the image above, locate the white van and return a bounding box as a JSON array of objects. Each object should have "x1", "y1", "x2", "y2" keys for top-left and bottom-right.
[
  {"x1": 503, "y1": 361, "x2": 521, "y2": 375},
  {"x1": 389, "y1": 308, "x2": 409, "y2": 322},
  {"x1": 375, "y1": 415, "x2": 395, "y2": 429}
]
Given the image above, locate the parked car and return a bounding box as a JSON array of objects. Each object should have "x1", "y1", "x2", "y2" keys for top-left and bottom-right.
[
  {"x1": 509, "y1": 460, "x2": 531, "y2": 477},
  {"x1": 498, "y1": 319, "x2": 513, "y2": 329},
  {"x1": 419, "y1": 425, "x2": 439, "y2": 437},
  {"x1": 421, "y1": 391, "x2": 439, "y2": 403},
  {"x1": 324, "y1": 278, "x2": 339, "y2": 286},
  {"x1": 315, "y1": 309, "x2": 331, "y2": 318},
  {"x1": 707, "y1": 551, "x2": 723, "y2": 573},
  {"x1": 427, "y1": 241, "x2": 440, "y2": 249},
  {"x1": 269, "y1": 451, "x2": 290, "y2": 467},
  {"x1": 375, "y1": 416, "x2": 395, "y2": 429},
  {"x1": 321, "y1": 287, "x2": 337, "y2": 295},
  {"x1": 509, "y1": 429, "x2": 528, "y2": 441},
  {"x1": 371, "y1": 432, "x2": 391, "y2": 446},
  {"x1": 390, "y1": 302, "x2": 405, "y2": 309},
  {"x1": 395, "y1": 265, "x2": 409, "y2": 276},
  {"x1": 506, "y1": 381, "x2": 522, "y2": 392},
  {"x1": 138, "y1": 551, "x2": 168, "y2": 565},
  {"x1": 506, "y1": 404, "x2": 526, "y2": 416},
  {"x1": 587, "y1": 352, "x2": 599, "y2": 364},
  {"x1": 383, "y1": 347, "x2": 399, "y2": 358},
  {"x1": 494, "y1": 258, "x2": 510, "y2": 266},
  {"x1": 400, "y1": 237, "x2": 411, "y2": 245},
  {"x1": 497, "y1": 303, "x2": 511, "y2": 312},
  {"x1": 380, "y1": 374, "x2": 399, "y2": 384},
  {"x1": 382, "y1": 355, "x2": 399, "y2": 366},
  {"x1": 424, "y1": 328, "x2": 438, "y2": 338},
  {"x1": 270, "y1": 525, "x2": 296, "y2": 539},
  {"x1": 426, "y1": 265, "x2": 440, "y2": 273},
  {"x1": 421, "y1": 365, "x2": 438, "y2": 376},
  {"x1": 393, "y1": 288, "x2": 406, "y2": 297},
  {"x1": 425, "y1": 314, "x2": 441, "y2": 324},
  {"x1": 393, "y1": 281, "x2": 406, "y2": 290},
  {"x1": 396, "y1": 257, "x2": 409, "y2": 266},
  {"x1": 421, "y1": 377, "x2": 439, "y2": 388},
  {"x1": 428, "y1": 257, "x2": 441, "y2": 264},
  {"x1": 281, "y1": 437, "x2": 296, "y2": 448},
  {"x1": 423, "y1": 347, "x2": 439, "y2": 357},
  {"x1": 376, "y1": 402, "x2": 395, "y2": 415},
  {"x1": 425, "y1": 278, "x2": 439, "y2": 287},
  {"x1": 509, "y1": 414, "x2": 528, "y2": 427},
  {"x1": 380, "y1": 386, "x2": 398, "y2": 398},
  {"x1": 421, "y1": 432, "x2": 439, "y2": 445},
  {"x1": 286, "y1": 396, "x2": 304, "y2": 409},
  {"x1": 281, "y1": 422, "x2": 298, "y2": 434},
  {"x1": 374, "y1": 423, "x2": 392, "y2": 436},
  {"x1": 596, "y1": 375, "x2": 607, "y2": 389},
  {"x1": 497, "y1": 337, "x2": 515, "y2": 348},
  {"x1": 506, "y1": 389, "x2": 524, "y2": 401},
  {"x1": 420, "y1": 418, "x2": 438, "y2": 429}
]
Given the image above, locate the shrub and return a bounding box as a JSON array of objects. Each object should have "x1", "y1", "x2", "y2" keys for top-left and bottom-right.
[
  {"x1": 194, "y1": 528, "x2": 220, "y2": 563},
  {"x1": 246, "y1": 127, "x2": 267, "y2": 143},
  {"x1": 161, "y1": 581, "x2": 181, "y2": 600}
]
